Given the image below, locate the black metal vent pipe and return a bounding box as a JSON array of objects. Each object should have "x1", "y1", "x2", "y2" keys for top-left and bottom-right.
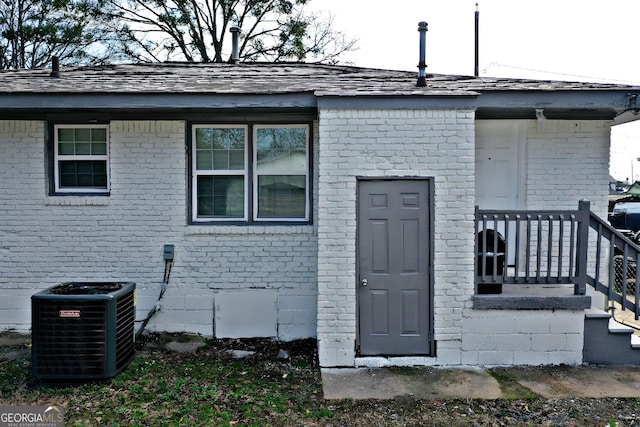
[
  {"x1": 474, "y1": 3, "x2": 480, "y2": 77},
  {"x1": 230, "y1": 27, "x2": 240, "y2": 64},
  {"x1": 50, "y1": 56, "x2": 60, "y2": 78},
  {"x1": 417, "y1": 21, "x2": 428, "y2": 87}
]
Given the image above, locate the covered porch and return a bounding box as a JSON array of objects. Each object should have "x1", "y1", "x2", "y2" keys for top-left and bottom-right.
[{"x1": 474, "y1": 200, "x2": 640, "y2": 324}]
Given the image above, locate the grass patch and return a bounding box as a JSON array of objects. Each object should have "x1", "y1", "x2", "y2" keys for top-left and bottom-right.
[
  {"x1": 489, "y1": 368, "x2": 539, "y2": 399},
  {"x1": 0, "y1": 337, "x2": 329, "y2": 426},
  {"x1": 3, "y1": 334, "x2": 640, "y2": 426}
]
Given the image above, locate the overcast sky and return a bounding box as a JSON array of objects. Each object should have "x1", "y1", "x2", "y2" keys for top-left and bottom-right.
[
  {"x1": 310, "y1": 0, "x2": 640, "y2": 180},
  {"x1": 311, "y1": 0, "x2": 640, "y2": 84}
]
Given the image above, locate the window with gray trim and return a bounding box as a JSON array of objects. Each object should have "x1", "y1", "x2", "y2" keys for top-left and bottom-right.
[
  {"x1": 53, "y1": 124, "x2": 110, "y2": 194},
  {"x1": 191, "y1": 124, "x2": 310, "y2": 222}
]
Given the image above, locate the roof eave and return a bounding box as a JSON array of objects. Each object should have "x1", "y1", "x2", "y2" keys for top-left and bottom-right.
[
  {"x1": 476, "y1": 90, "x2": 640, "y2": 121},
  {"x1": 0, "y1": 91, "x2": 318, "y2": 111}
]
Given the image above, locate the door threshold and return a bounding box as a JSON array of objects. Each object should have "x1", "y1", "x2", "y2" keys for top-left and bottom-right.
[{"x1": 355, "y1": 356, "x2": 437, "y2": 368}]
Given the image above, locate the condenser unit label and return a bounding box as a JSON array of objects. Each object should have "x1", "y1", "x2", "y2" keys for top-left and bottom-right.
[{"x1": 59, "y1": 310, "x2": 80, "y2": 318}]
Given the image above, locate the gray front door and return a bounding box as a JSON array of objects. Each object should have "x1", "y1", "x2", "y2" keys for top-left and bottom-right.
[{"x1": 357, "y1": 179, "x2": 433, "y2": 356}]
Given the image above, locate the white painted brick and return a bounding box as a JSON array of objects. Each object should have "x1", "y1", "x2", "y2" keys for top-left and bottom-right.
[
  {"x1": 0, "y1": 120, "x2": 319, "y2": 341},
  {"x1": 317, "y1": 109, "x2": 475, "y2": 367},
  {"x1": 462, "y1": 334, "x2": 498, "y2": 351},
  {"x1": 531, "y1": 334, "x2": 569, "y2": 351},
  {"x1": 460, "y1": 351, "x2": 479, "y2": 365},
  {"x1": 0, "y1": 113, "x2": 615, "y2": 368},
  {"x1": 513, "y1": 351, "x2": 550, "y2": 365},
  {"x1": 318, "y1": 338, "x2": 356, "y2": 367},
  {"x1": 477, "y1": 351, "x2": 514, "y2": 366},
  {"x1": 549, "y1": 312, "x2": 584, "y2": 334},
  {"x1": 525, "y1": 120, "x2": 609, "y2": 217},
  {"x1": 548, "y1": 351, "x2": 582, "y2": 365},
  {"x1": 497, "y1": 334, "x2": 533, "y2": 351},
  {"x1": 462, "y1": 308, "x2": 587, "y2": 366}
]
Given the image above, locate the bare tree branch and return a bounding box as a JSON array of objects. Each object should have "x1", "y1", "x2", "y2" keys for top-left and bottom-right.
[
  {"x1": 0, "y1": 0, "x2": 109, "y2": 69},
  {"x1": 95, "y1": 0, "x2": 358, "y2": 63}
]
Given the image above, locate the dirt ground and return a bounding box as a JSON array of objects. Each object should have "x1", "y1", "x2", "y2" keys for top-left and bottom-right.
[
  {"x1": 3, "y1": 332, "x2": 640, "y2": 426},
  {"x1": 138, "y1": 335, "x2": 640, "y2": 426}
]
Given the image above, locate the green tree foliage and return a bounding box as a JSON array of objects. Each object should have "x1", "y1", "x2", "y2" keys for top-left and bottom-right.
[
  {"x1": 0, "y1": 0, "x2": 108, "y2": 69},
  {"x1": 94, "y1": 0, "x2": 357, "y2": 63}
]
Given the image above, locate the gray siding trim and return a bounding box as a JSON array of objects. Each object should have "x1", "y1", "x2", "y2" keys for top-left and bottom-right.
[
  {"x1": 477, "y1": 90, "x2": 634, "y2": 110},
  {"x1": 473, "y1": 294, "x2": 592, "y2": 310},
  {"x1": 0, "y1": 92, "x2": 318, "y2": 110},
  {"x1": 317, "y1": 95, "x2": 479, "y2": 110},
  {"x1": 476, "y1": 107, "x2": 619, "y2": 120},
  {"x1": 1, "y1": 87, "x2": 634, "y2": 121},
  {"x1": 0, "y1": 110, "x2": 318, "y2": 122},
  {"x1": 475, "y1": 90, "x2": 638, "y2": 120}
]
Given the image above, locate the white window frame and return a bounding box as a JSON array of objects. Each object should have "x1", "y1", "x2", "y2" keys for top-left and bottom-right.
[
  {"x1": 191, "y1": 123, "x2": 310, "y2": 223},
  {"x1": 53, "y1": 124, "x2": 110, "y2": 194},
  {"x1": 191, "y1": 124, "x2": 249, "y2": 222},
  {"x1": 253, "y1": 124, "x2": 310, "y2": 222}
]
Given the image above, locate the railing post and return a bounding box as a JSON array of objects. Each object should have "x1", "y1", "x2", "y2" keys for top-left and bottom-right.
[
  {"x1": 575, "y1": 200, "x2": 590, "y2": 295},
  {"x1": 474, "y1": 205, "x2": 479, "y2": 292}
]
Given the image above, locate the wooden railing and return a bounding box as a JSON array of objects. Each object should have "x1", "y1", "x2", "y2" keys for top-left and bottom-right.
[
  {"x1": 588, "y1": 212, "x2": 640, "y2": 319},
  {"x1": 476, "y1": 201, "x2": 640, "y2": 319}
]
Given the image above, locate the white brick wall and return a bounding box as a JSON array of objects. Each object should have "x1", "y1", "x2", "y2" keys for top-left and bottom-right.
[
  {"x1": 0, "y1": 115, "x2": 615, "y2": 366},
  {"x1": 0, "y1": 120, "x2": 318, "y2": 340},
  {"x1": 461, "y1": 310, "x2": 584, "y2": 365},
  {"x1": 0, "y1": 121, "x2": 47, "y2": 328},
  {"x1": 525, "y1": 119, "x2": 611, "y2": 302},
  {"x1": 525, "y1": 120, "x2": 610, "y2": 216},
  {"x1": 457, "y1": 119, "x2": 611, "y2": 366},
  {"x1": 317, "y1": 109, "x2": 476, "y2": 367},
  {"x1": 318, "y1": 116, "x2": 612, "y2": 367}
]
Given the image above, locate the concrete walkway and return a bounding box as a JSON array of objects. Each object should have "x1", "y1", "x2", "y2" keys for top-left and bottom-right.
[
  {"x1": 322, "y1": 365, "x2": 640, "y2": 400},
  {"x1": 6, "y1": 332, "x2": 640, "y2": 400}
]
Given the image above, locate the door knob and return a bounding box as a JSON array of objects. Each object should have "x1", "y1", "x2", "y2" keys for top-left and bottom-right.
[{"x1": 361, "y1": 278, "x2": 368, "y2": 287}]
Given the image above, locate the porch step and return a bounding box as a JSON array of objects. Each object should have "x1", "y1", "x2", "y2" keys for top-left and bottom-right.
[{"x1": 583, "y1": 309, "x2": 640, "y2": 365}]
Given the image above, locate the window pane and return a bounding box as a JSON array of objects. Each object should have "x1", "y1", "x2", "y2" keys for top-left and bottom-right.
[
  {"x1": 92, "y1": 142, "x2": 107, "y2": 155},
  {"x1": 195, "y1": 127, "x2": 245, "y2": 170},
  {"x1": 197, "y1": 175, "x2": 244, "y2": 217},
  {"x1": 256, "y1": 127, "x2": 307, "y2": 171},
  {"x1": 75, "y1": 142, "x2": 91, "y2": 155},
  {"x1": 58, "y1": 128, "x2": 74, "y2": 142},
  {"x1": 58, "y1": 142, "x2": 75, "y2": 155},
  {"x1": 196, "y1": 149, "x2": 213, "y2": 170},
  {"x1": 213, "y1": 149, "x2": 230, "y2": 170},
  {"x1": 91, "y1": 128, "x2": 107, "y2": 142},
  {"x1": 57, "y1": 127, "x2": 108, "y2": 156},
  {"x1": 74, "y1": 128, "x2": 91, "y2": 142},
  {"x1": 59, "y1": 161, "x2": 107, "y2": 189},
  {"x1": 228, "y1": 149, "x2": 244, "y2": 169},
  {"x1": 195, "y1": 132, "x2": 212, "y2": 149},
  {"x1": 257, "y1": 175, "x2": 306, "y2": 218},
  {"x1": 76, "y1": 162, "x2": 95, "y2": 186}
]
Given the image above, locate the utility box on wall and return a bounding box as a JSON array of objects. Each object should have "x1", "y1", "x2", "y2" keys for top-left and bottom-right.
[
  {"x1": 31, "y1": 282, "x2": 136, "y2": 380},
  {"x1": 213, "y1": 289, "x2": 277, "y2": 338}
]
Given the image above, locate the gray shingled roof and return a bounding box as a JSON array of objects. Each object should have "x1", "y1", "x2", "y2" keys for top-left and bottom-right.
[
  {"x1": 1, "y1": 62, "x2": 637, "y2": 96},
  {"x1": 1, "y1": 62, "x2": 639, "y2": 122}
]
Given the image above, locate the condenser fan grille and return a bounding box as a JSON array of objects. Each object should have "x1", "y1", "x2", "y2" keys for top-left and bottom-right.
[{"x1": 115, "y1": 290, "x2": 135, "y2": 370}]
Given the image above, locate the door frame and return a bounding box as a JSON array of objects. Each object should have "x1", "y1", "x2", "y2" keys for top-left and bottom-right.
[
  {"x1": 355, "y1": 176, "x2": 436, "y2": 356},
  {"x1": 475, "y1": 120, "x2": 526, "y2": 210},
  {"x1": 475, "y1": 120, "x2": 527, "y2": 266}
]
